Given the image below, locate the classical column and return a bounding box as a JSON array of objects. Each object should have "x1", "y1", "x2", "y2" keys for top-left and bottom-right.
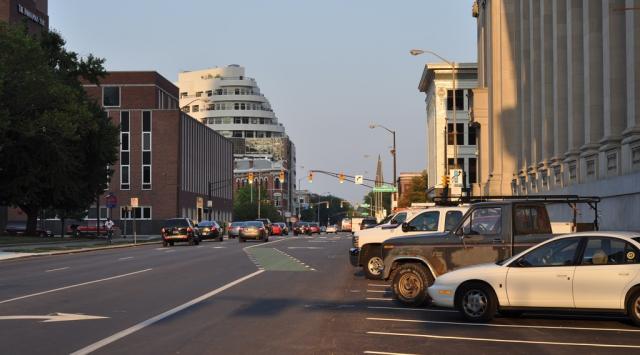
[
  {"x1": 564, "y1": 0, "x2": 584, "y2": 184},
  {"x1": 520, "y1": 0, "x2": 532, "y2": 176},
  {"x1": 600, "y1": 0, "x2": 627, "y2": 176},
  {"x1": 621, "y1": 0, "x2": 640, "y2": 174},
  {"x1": 541, "y1": 0, "x2": 554, "y2": 169},
  {"x1": 530, "y1": 0, "x2": 542, "y2": 171},
  {"x1": 581, "y1": 0, "x2": 604, "y2": 174},
  {"x1": 553, "y1": 0, "x2": 569, "y2": 185}
]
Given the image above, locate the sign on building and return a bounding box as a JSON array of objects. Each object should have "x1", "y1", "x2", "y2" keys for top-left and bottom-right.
[{"x1": 450, "y1": 169, "x2": 464, "y2": 187}]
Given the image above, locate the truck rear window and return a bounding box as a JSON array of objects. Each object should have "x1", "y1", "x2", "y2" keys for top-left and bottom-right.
[{"x1": 514, "y1": 206, "x2": 552, "y2": 235}]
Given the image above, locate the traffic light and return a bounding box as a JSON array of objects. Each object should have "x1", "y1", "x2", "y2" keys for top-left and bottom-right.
[
  {"x1": 339, "y1": 173, "x2": 345, "y2": 183},
  {"x1": 308, "y1": 171, "x2": 313, "y2": 183},
  {"x1": 441, "y1": 175, "x2": 449, "y2": 187},
  {"x1": 248, "y1": 172, "x2": 254, "y2": 184},
  {"x1": 279, "y1": 171, "x2": 285, "y2": 183}
]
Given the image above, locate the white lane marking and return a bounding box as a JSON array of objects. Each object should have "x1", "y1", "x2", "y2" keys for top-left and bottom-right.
[
  {"x1": 71, "y1": 269, "x2": 265, "y2": 355},
  {"x1": 164, "y1": 250, "x2": 175, "y2": 253},
  {"x1": 0, "y1": 312, "x2": 108, "y2": 323},
  {"x1": 118, "y1": 257, "x2": 133, "y2": 261},
  {"x1": 366, "y1": 298, "x2": 393, "y2": 301},
  {"x1": 0, "y1": 269, "x2": 152, "y2": 305},
  {"x1": 368, "y1": 284, "x2": 389, "y2": 287},
  {"x1": 364, "y1": 351, "x2": 419, "y2": 355},
  {"x1": 367, "y1": 331, "x2": 640, "y2": 349},
  {"x1": 243, "y1": 238, "x2": 287, "y2": 250},
  {"x1": 367, "y1": 317, "x2": 640, "y2": 333},
  {"x1": 367, "y1": 290, "x2": 389, "y2": 293},
  {"x1": 367, "y1": 306, "x2": 457, "y2": 313},
  {"x1": 211, "y1": 246, "x2": 226, "y2": 249},
  {"x1": 287, "y1": 247, "x2": 324, "y2": 250},
  {"x1": 45, "y1": 267, "x2": 69, "y2": 273}
]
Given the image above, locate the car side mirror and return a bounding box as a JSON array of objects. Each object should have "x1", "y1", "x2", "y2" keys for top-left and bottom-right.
[{"x1": 401, "y1": 222, "x2": 416, "y2": 233}]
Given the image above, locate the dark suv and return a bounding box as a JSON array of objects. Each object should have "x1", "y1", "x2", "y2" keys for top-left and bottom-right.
[
  {"x1": 198, "y1": 220, "x2": 222, "y2": 241},
  {"x1": 256, "y1": 218, "x2": 273, "y2": 235},
  {"x1": 160, "y1": 218, "x2": 201, "y2": 247}
]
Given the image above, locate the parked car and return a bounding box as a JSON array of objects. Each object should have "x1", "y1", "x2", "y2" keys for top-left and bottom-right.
[
  {"x1": 256, "y1": 218, "x2": 273, "y2": 235},
  {"x1": 326, "y1": 225, "x2": 338, "y2": 234},
  {"x1": 239, "y1": 221, "x2": 269, "y2": 243},
  {"x1": 429, "y1": 232, "x2": 640, "y2": 325},
  {"x1": 227, "y1": 222, "x2": 245, "y2": 239},
  {"x1": 160, "y1": 218, "x2": 201, "y2": 247},
  {"x1": 271, "y1": 223, "x2": 283, "y2": 236},
  {"x1": 380, "y1": 199, "x2": 599, "y2": 306},
  {"x1": 360, "y1": 217, "x2": 378, "y2": 230},
  {"x1": 276, "y1": 222, "x2": 289, "y2": 235},
  {"x1": 293, "y1": 222, "x2": 312, "y2": 236},
  {"x1": 309, "y1": 223, "x2": 321, "y2": 234},
  {"x1": 69, "y1": 224, "x2": 120, "y2": 239},
  {"x1": 198, "y1": 220, "x2": 222, "y2": 241},
  {"x1": 350, "y1": 206, "x2": 468, "y2": 280},
  {"x1": 5, "y1": 222, "x2": 53, "y2": 237}
]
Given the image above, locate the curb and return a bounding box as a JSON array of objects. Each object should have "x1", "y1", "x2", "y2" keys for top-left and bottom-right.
[{"x1": 0, "y1": 240, "x2": 162, "y2": 262}]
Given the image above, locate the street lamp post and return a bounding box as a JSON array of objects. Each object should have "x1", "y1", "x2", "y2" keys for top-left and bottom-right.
[
  {"x1": 410, "y1": 49, "x2": 459, "y2": 178},
  {"x1": 369, "y1": 124, "x2": 397, "y2": 208}
]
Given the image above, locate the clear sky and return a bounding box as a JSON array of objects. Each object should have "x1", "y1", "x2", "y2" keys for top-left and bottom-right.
[{"x1": 50, "y1": 0, "x2": 477, "y2": 204}]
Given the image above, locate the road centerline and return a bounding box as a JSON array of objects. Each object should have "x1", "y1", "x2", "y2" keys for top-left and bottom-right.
[
  {"x1": 45, "y1": 267, "x2": 70, "y2": 273},
  {"x1": 71, "y1": 269, "x2": 265, "y2": 355}
]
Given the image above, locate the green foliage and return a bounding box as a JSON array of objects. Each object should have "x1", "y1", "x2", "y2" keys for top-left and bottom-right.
[
  {"x1": 233, "y1": 185, "x2": 283, "y2": 221},
  {"x1": 0, "y1": 24, "x2": 118, "y2": 235},
  {"x1": 363, "y1": 191, "x2": 392, "y2": 216},
  {"x1": 398, "y1": 171, "x2": 428, "y2": 208}
]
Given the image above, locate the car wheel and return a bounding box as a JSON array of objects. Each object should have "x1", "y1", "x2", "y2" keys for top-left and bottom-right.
[
  {"x1": 162, "y1": 240, "x2": 168, "y2": 247},
  {"x1": 391, "y1": 263, "x2": 433, "y2": 307},
  {"x1": 627, "y1": 289, "x2": 640, "y2": 326},
  {"x1": 188, "y1": 237, "x2": 195, "y2": 246},
  {"x1": 458, "y1": 282, "x2": 498, "y2": 322},
  {"x1": 218, "y1": 235, "x2": 223, "y2": 241},
  {"x1": 363, "y1": 247, "x2": 384, "y2": 280},
  {"x1": 263, "y1": 235, "x2": 269, "y2": 242}
]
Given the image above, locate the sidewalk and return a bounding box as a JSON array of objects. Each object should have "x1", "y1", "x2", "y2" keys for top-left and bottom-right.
[{"x1": 0, "y1": 235, "x2": 161, "y2": 261}]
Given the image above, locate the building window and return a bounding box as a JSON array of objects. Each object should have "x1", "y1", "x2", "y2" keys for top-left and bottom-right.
[
  {"x1": 568, "y1": 163, "x2": 577, "y2": 181},
  {"x1": 541, "y1": 170, "x2": 548, "y2": 187},
  {"x1": 120, "y1": 111, "x2": 130, "y2": 190},
  {"x1": 183, "y1": 106, "x2": 190, "y2": 113},
  {"x1": 206, "y1": 90, "x2": 212, "y2": 97},
  {"x1": 121, "y1": 206, "x2": 152, "y2": 220},
  {"x1": 192, "y1": 105, "x2": 199, "y2": 112},
  {"x1": 633, "y1": 146, "x2": 640, "y2": 166},
  {"x1": 180, "y1": 92, "x2": 188, "y2": 98},
  {"x1": 447, "y1": 123, "x2": 465, "y2": 145},
  {"x1": 234, "y1": 103, "x2": 240, "y2": 110},
  {"x1": 207, "y1": 104, "x2": 214, "y2": 111},
  {"x1": 553, "y1": 166, "x2": 562, "y2": 185},
  {"x1": 529, "y1": 174, "x2": 537, "y2": 191},
  {"x1": 232, "y1": 131, "x2": 243, "y2": 138},
  {"x1": 446, "y1": 89, "x2": 464, "y2": 110},
  {"x1": 245, "y1": 131, "x2": 254, "y2": 138},
  {"x1": 103, "y1": 86, "x2": 120, "y2": 107},
  {"x1": 195, "y1": 91, "x2": 202, "y2": 97},
  {"x1": 468, "y1": 158, "x2": 477, "y2": 184},
  {"x1": 586, "y1": 158, "x2": 596, "y2": 177},
  {"x1": 607, "y1": 152, "x2": 617, "y2": 173},
  {"x1": 519, "y1": 175, "x2": 526, "y2": 192},
  {"x1": 142, "y1": 111, "x2": 152, "y2": 190},
  {"x1": 468, "y1": 124, "x2": 477, "y2": 145},
  {"x1": 242, "y1": 118, "x2": 249, "y2": 124}
]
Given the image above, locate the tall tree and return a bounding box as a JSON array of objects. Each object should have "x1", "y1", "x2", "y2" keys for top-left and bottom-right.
[
  {"x1": 233, "y1": 185, "x2": 283, "y2": 221},
  {"x1": 0, "y1": 24, "x2": 118, "y2": 235},
  {"x1": 397, "y1": 171, "x2": 428, "y2": 208}
]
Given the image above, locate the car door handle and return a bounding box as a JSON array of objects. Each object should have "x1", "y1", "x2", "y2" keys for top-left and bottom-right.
[
  {"x1": 556, "y1": 274, "x2": 568, "y2": 278},
  {"x1": 619, "y1": 272, "x2": 630, "y2": 276}
]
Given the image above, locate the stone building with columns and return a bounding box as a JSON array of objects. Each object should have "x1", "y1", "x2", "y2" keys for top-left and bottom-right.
[{"x1": 472, "y1": 0, "x2": 640, "y2": 230}]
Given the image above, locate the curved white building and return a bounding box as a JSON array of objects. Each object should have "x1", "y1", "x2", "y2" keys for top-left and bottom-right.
[{"x1": 178, "y1": 65, "x2": 285, "y2": 139}]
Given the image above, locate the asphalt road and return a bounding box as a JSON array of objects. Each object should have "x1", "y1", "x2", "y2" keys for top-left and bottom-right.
[{"x1": 1, "y1": 233, "x2": 640, "y2": 354}]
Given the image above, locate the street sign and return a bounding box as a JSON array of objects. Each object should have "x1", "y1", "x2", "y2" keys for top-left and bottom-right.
[
  {"x1": 354, "y1": 175, "x2": 364, "y2": 185},
  {"x1": 372, "y1": 184, "x2": 397, "y2": 193},
  {"x1": 284, "y1": 211, "x2": 292, "y2": 218},
  {"x1": 130, "y1": 197, "x2": 138, "y2": 208},
  {"x1": 196, "y1": 197, "x2": 203, "y2": 209},
  {"x1": 360, "y1": 203, "x2": 370, "y2": 208},
  {"x1": 105, "y1": 193, "x2": 117, "y2": 208},
  {"x1": 207, "y1": 200, "x2": 213, "y2": 208},
  {"x1": 450, "y1": 169, "x2": 464, "y2": 187}
]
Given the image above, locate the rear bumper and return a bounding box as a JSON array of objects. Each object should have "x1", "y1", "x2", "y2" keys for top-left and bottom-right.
[
  {"x1": 163, "y1": 235, "x2": 189, "y2": 241},
  {"x1": 349, "y1": 248, "x2": 360, "y2": 266}
]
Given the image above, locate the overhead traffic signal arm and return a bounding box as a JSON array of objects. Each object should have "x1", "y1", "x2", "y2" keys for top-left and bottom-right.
[{"x1": 306, "y1": 169, "x2": 393, "y2": 188}]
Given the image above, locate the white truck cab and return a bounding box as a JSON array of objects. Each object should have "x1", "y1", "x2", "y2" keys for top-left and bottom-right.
[{"x1": 349, "y1": 205, "x2": 469, "y2": 279}]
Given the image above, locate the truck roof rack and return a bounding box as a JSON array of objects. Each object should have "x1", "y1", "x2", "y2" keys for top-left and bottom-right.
[{"x1": 433, "y1": 194, "x2": 601, "y2": 230}]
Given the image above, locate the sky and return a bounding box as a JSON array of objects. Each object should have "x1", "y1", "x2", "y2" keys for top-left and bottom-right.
[{"x1": 50, "y1": 0, "x2": 477, "y2": 204}]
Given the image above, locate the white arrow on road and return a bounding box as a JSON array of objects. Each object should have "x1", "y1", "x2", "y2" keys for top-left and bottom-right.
[{"x1": 0, "y1": 313, "x2": 108, "y2": 323}]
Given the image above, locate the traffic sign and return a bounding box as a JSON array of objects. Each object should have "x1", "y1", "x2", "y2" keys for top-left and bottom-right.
[
  {"x1": 105, "y1": 193, "x2": 117, "y2": 208},
  {"x1": 360, "y1": 203, "x2": 370, "y2": 208},
  {"x1": 450, "y1": 169, "x2": 464, "y2": 187},
  {"x1": 372, "y1": 184, "x2": 397, "y2": 193},
  {"x1": 354, "y1": 175, "x2": 364, "y2": 185}
]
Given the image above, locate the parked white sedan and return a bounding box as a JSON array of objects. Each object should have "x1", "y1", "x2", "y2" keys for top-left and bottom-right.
[{"x1": 428, "y1": 231, "x2": 640, "y2": 324}]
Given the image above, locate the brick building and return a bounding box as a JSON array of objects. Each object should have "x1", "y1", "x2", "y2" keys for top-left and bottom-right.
[
  {"x1": 0, "y1": 0, "x2": 48, "y2": 34},
  {"x1": 8, "y1": 71, "x2": 234, "y2": 234}
]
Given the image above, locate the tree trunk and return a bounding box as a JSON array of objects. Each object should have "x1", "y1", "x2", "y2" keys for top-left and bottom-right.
[{"x1": 20, "y1": 205, "x2": 39, "y2": 236}]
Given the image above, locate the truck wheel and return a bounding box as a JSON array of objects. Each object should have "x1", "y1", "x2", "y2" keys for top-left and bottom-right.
[
  {"x1": 458, "y1": 282, "x2": 498, "y2": 322},
  {"x1": 363, "y1": 247, "x2": 383, "y2": 280},
  {"x1": 391, "y1": 263, "x2": 433, "y2": 307}
]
